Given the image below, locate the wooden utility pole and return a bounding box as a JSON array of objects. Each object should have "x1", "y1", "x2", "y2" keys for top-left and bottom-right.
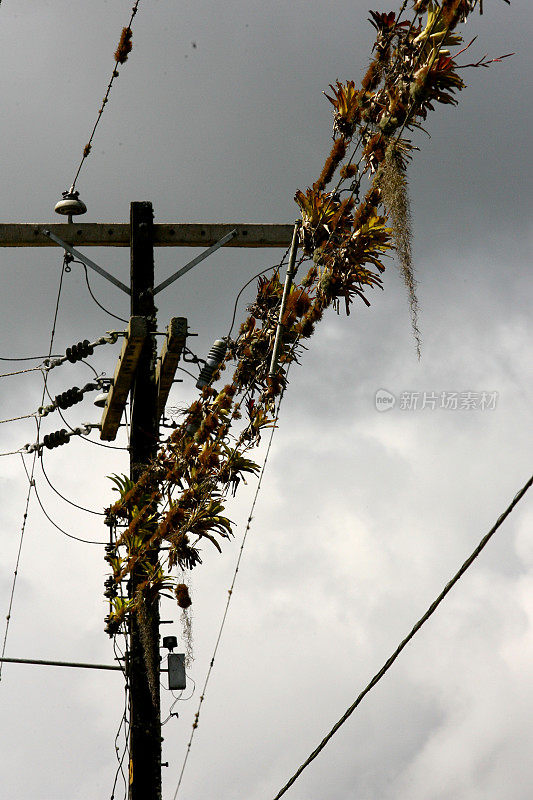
[
  {"x1": 128, "y1": 201, "x2": 162, "y2": 800},
  {"x1": 0, "y1": 212, "x2": 293, "y2": 798}
]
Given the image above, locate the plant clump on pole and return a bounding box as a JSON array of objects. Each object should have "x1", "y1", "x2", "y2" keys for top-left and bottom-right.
[{"x1": 103, "y1": 0, "x2": 512, "y2": 642}]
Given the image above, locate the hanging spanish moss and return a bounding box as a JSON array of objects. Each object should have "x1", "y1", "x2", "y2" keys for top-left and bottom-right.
[
  {"x1": 181, "y1": 608, "x2": 194, "y2": 668},
  {"x1": 103, "y1": 1, "x2": 512, "y2": 635},
  {"x1": 375, "y1": 144, "x2": 421, "y2": 358}
]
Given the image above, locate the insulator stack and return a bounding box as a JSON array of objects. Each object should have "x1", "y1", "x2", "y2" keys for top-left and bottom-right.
[
  {"x1": 104, "y1": 544, "x2": 115, "y2": 564},
  {"x1": 54, "y1": 386, "x2": 84, "y2": 410},
  {"x1": 65, "y1": 340, "x2": 94, "y2": 363},
  {"x1": 104, "y1": 576, "x2": 118, "y2": 599},
  {"x1": 196, "y1": 339, "x2": 227, "y2": 389},
  {"x1": 43, "y1": 429, "x2": 70, "y2": 449}
]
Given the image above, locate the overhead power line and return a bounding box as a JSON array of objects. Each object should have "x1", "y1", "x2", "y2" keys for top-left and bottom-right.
[
  {"x1": 0, "y1": 656, "x2": 121, "y2": 671},
  {"x1": 270, "y1": 473, "x2": 533, "y2": 800},
  {"x1": 0, "y1": 412, "x2": 37, "y2": 425},
  {"x1": 81, "y1": 263, "x2": 129, "y2": 323},
  {"x1": 1, "y1": 255, "x2": 69, "y2": 681},
  {"x1": 0, "y1": 364, "x2": 43, "y2": 378},
  {"x1": 0, "y1": 456, "x2": 34, "y2": 682},
  {"x1": 172, "y1": 370, "x2": 291, "y2": 799},
  {"x1": 70, "y1": 0, "x2": 142, "y2": 189},
  {"x1": 39, "y1": 451, "x2": 106, "y2": 516},
  {"x1": 0, "y1": 354, "x2": 61, "y2": 362},
  {"x1": 31, "y1": 479, "x2": 107, "y2": 546}
]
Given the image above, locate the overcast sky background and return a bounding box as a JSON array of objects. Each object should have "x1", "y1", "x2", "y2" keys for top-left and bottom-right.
[{"x1": 0, "y1": 1, "x2": 531, "y2": 799}]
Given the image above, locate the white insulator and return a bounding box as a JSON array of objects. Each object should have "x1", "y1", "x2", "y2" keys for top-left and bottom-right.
[{"x1": 196, "y1": 339, "x2": 227, "y2": 389}]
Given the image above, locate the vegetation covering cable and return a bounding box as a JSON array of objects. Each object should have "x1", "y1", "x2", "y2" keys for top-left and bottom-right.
[{"x1": 103, "y1": 1, "x2": 512, "y2": 649}]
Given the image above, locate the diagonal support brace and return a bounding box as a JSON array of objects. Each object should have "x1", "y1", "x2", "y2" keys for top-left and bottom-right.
[
  {"x1": 42, "y1": 229, "x2": 131, "y2": 295},
  {"x1": 153, "y1": 229, "x2": 237, "y2": 295}
]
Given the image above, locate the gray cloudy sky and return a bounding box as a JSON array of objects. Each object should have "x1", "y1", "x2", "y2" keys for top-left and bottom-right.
[{"x1": 0, "y1": 1, "x2": 531, "y2": 799}]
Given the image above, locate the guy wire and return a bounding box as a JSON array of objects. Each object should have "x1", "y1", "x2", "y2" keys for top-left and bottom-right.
[
  {"x1": 270, "y1": 473, "x2": 533, "y2": 800},
  {"x1": 1, "y1": 255, "x2": 69, "y2": 680},
  {"x1": 172, "y1": 364, "x2": 292, "y2": 799}
]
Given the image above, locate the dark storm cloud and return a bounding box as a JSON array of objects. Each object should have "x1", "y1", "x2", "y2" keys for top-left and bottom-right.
[{"x1": 0, "y1": 2, "x2": 531, "y2": 799}]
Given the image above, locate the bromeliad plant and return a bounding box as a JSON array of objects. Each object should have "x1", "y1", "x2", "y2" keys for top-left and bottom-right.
[{"x1": 104, "y1": 0, "x2": 512, "y2": 639}]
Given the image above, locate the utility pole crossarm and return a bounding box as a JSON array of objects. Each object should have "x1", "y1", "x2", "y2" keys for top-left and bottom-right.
[
  {"x1": 0, "y1": 223, "x2": 294, "y2": 248},
  {"x1": 100, "y1": 316, "x2": 147, "y2": 441},
  {"x1": 156, "y1": 317, "x2": 188, "y2": 417}
]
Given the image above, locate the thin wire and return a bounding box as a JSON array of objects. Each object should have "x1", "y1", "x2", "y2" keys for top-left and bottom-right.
[
  {"x1": 0, "y1": 456, "x2": 34, "y2": 681},
  {"x1": 172, "y1": 376, "x2": 290, "y2": 799},
  {"x1": 0, "y1": 354, "x2": 61, "y2": 362},
  {"x1": 175, "y1": 366, "x2": 198, "y2": 381},
  {"x1": 30, "y1": 475, "x2": 107, "y2": 546},
  {"x1": 1, "y1": 257, "x2": 68, "y2": 680},
  {"x1": 0, "y1": 365, "x2": 43, "y2": 378},
  {"x1": 71, "y1": 0, "x2": 142, "y2": 189},
  {"x1": 81, "y1": 263, "x2": 129, "y2": 323},
  {"x1": 46, "y1": 394, "x2": 128, "y2": 451},
  {"x1": 0, "y1": 362, "x2": 100, "y2": 423},
  {"x1": 227, "y1": 265, "x2": 279, "y2": 339},
  {"x1": 270, "y1": 473, "x2": 533, "y2": 800},
  {"x1": 80, "y1": 359, "x2": 101, "y2": 379},
  {"x1": 110, "y1": 634, "x2": 130, "y2": 800},
  {"x1": 124, "y1": 402, "x2": 131, "y2": 448},
  {"x1": 0, "y1": 412, "x2": 37, "y2": 425},
  {"x1": 39, "y1": 450, "x2": 106, "y2": 516}
]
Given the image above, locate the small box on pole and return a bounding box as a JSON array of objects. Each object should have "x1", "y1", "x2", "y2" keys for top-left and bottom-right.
[{"x1": 167, "y1": 653, "x2": 186, "y2": 691}]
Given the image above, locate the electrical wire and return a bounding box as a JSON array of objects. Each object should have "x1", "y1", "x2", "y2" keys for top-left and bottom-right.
[
  {"x1": 70, "y1": 0, "x2": 142, "y2": 190},
  {"x1": 0, "y1": 448, "x2": 25, "y2": 457},
  {"x1": 0, "y1": 364, "x2": 44, "y2": 378},
  {"x1": 31, "y1": 475, "x2": 107, "y2": 546},
  {"x1": 175, "y1": 366, "x2": 198, "y2": 381},
  {"x1": 227, "y1": 265, "x2": 277, "y2": 339},
  {"x1": 80, "y1": 359, "x2": 102, "y2": 379},
  {"x1": 0, "y1": 455, "x2": 34, "y2": 682},
  {"x1": 161, "y1": 675, "x2": 197, "y2": 726},
  {"x1": 110, "y1": 634, "x2": 130, "y2": 800},
  {"x1": 225, "y1": 245, "x2": 310, "y2": 341},
  {"x1": 44, "y1": 388, "x2": 128, "y2": 451},
  {"x1": 1, "y1": 256, "x2": 69, "y2": 681},
  {"x1": 0, "y1": 366, "x2": 101, "y2": 424},
  {"x1": 172, "y1": 374, "x2": 290, "y2": 799},
  {"x1": 39, "y1": 450, "x2": 106, "y2": 515},
  {"x1": 123, "y1": 402, "x2": 131, "y2": 449},
  {"x1": 0, "y1": 412, "x2": 36, "y2": 425},
  {"x1": 270, "y1": 472, "x2": 533, "y2": 800},
  {"x1": 82, "y1": 263, "x2": 129, "y2": 323},
  {"x1": 0, "y1": 354, "x2": 61, "y2": 362}
]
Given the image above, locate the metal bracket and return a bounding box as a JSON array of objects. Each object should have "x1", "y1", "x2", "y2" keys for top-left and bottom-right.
[
  {"x1": 42, "y1": 229, "x2": 131, "y2": 295},
  {"x1": 153, "y1": 229, "x2": 237, "y2": 295}
]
